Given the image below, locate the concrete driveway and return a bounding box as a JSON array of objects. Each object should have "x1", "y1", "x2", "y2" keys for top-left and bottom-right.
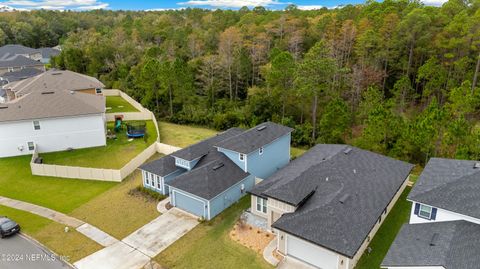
[
  {"x1": 0, "y1": 233, "x2": 73, "y2": 269},
  {"x1": 74, "y1": 208, "x2": 198, "y2": 269},
  {"x1": 277, "y1": 257, "x2": 317, "y2": 269}
]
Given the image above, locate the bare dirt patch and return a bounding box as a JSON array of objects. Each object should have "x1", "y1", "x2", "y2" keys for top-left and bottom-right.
[{"x1": 229, "y1": 222, "x2": 274, "y2": 254}]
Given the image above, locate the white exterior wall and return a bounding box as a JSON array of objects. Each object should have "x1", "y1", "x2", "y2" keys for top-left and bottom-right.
[
  {"x1": 0, "y1": 114, "x2": 106, "y2": 158},
  {"x1": 409, "y1": 201, "x2": 480, "y2": 225}
]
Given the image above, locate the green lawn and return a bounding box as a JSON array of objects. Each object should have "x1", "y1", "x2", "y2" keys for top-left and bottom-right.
[
  {"x1": 159, "y1": 121, "x2": 306, "y2": 158},
  {"x1": 71, "y1": 154, "x2": 164, "y2": 239},
  {"x1": 42, "y1": 120, "x2": 157, "y2": 169},
  {"x1": 0, "y1": 155, "x2": 114, "y2": 213},
  {"x1": 155, "y1": 196, "x2": 273, "y2": 269},
  {"x1": 0, "y1": 205, "x2": 103, "y2": 262},
  {"x1": 106, "y1": 96, "x2": 139, "y2": 113},
  {"x1": 355, "y1": 187, "x2": 412, "y2": 269}
]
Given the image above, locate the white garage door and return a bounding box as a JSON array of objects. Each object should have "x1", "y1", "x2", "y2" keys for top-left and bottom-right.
[{"x1": 287, "y1": 235, "x2": 338, "y2": 269}]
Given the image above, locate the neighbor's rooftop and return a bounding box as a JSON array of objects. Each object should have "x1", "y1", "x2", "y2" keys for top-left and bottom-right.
[
  {"x1": 408, "y1": 157, "x2": 480, "y2": 219},
  {"x1": 0, "y1": 90, "x2": 105, "y2": 122},
  {"x1": 382, "y1": 220, "x2": 480, "y2": 269},
  {"x1": 251, "y1": 144, "x2": 413, "y2": 258}
]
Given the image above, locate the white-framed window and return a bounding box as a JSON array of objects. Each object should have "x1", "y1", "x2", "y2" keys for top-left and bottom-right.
[
  {"x1": 239, "y1": 153, "x2": 245, "y2": 162},
  {"x1": 95, "y1": 88, "x2": 102, "y2": 94},
  {"x1": 8, "y1": 67, "x2": 13, "y2": 72},
  {"x1": 259, "y1": 147, "x2": 264, "y2": 155},
  {"x1": 157, "y1": 176, "x2": 162, "y2": 190},
  {"x1": 33, "y1": 121, "x2": 40, "y2": 130},
  {"x1": 256, "y1": 196, "x2": 267, "y2": 214},
  {"x1": 419, "y1": 204, "x2": 432, "y2": 219},
  {"x1": 146, "y1": 172, "x2": 150, "y2": 186},
  {"x1": 27, "y1": 142, "x2": 34, "y2": 151},
  {"x1": 175, "y1": 158, "x2": 189, "y2": 168}
]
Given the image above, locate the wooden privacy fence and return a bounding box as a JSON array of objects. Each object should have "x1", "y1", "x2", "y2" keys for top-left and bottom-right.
[
  {"x1": 29, "y1": 89, "x2": 181, "y2": 182},
  {"x1": 30, "y1": 143, "x2": 181, "y2": 182}
]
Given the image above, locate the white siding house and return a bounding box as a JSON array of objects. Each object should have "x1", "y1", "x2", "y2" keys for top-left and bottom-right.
[
  {"x1": 0, "y1": 114, "x2": 106, "y2": 158},
  {"x1": 0, "y1": 88, "x2": 106, "y2": 158}
]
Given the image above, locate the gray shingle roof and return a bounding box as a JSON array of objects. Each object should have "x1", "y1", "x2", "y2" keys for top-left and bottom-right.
[
  {"x1": 168, "y1": 153, "x2": 250, "y2": 200},
  {"x1": 0, "y1": 44, "x2": 39, "y2": 58},
  {"x1": 252, "y1": 144, "x2": 413, "y2": 258},
  {"x1": 382, "y1": 221, "x2": 480, "y2": 268},
  {"x1": 171, "y1": 128, "x2": 244, "y2": 161},
  {"x1": 0, "y1": 90, "x2": 105, "y2": 122},
  {"x1": 0, "y1": 67, "x2": 43, "y2": 82},
  {"x1": 39, "y1": 47, "x2": 61, "y2": 58},
  {"x1": 5, "y1": 69, "x2": 104, "y2": 95},
  {"x1": 139, "y1": 155, "x2": 181, "y2": 177},
  {"x1": 215, "y1": 121, "x2": 293, "y2": 154},
  {"x1": 0, "y1": 55, "x2": 42, "y2": 68},
  {"x1": 408, "y1": 158, "x2": 480, "y2": 219}
]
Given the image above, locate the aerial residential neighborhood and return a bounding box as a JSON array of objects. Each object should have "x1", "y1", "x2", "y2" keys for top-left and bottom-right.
[{"x1": 0, "y1": 1, "x2": 479, "y2": 269}]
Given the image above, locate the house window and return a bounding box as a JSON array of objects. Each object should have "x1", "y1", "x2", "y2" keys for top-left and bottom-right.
[
  {"x1": 256, "y1": 197, "x2": 267, "y2": 214},
  {"x1": 8, "y1": 67, "x2": 13, "y2": 72},
  {"x1": 419, "y1": 204, "x2": 432, "y2": 219},
  {"x1": 259, "y1": 147, "x2": 264, "y2": 155},
  {"x1": 157, "y1": 176, "x2": 162, "y2": 189},
  {"x1": 33, "y1": 121, "x2": 40, "y2": 130},
  {"x1": 27, "y1": 142, "x2": 34, "y2": 151},
  {"x1": 239, "y1": 153, "x2": 245, "y2": 162},
  {"x1": 145, "y1": 172, "x2": 150, "y2": 186},
  {"x1": 95, "y1": 88, "x2": 102, "y2": 94}
]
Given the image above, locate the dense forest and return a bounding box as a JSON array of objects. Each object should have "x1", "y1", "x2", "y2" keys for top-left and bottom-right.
[{"x1": 1, "y1": 0, "x2": 479, "y2": 165}]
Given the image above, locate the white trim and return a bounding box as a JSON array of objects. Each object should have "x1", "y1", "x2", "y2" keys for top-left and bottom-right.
[
  {"x1": 408, "y1": 199, "x2": 480, "y2": 224},
  {"x1": 419, "y1": 204, "x2": 432, "y2": 219},
  {"x1": 256, "y1": 196, "x2": 267, "y2": 214},
  {"x1": 259, "y1": 147, "x2": 264, "y2": 155},
  {"x1": 239, "y1": 153, "x2": 245, "y2": 162}
]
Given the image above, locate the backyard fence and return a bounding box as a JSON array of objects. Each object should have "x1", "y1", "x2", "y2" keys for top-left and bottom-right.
[{"x1": 29, "y1": 90, "x2": 180, "y2": 182}]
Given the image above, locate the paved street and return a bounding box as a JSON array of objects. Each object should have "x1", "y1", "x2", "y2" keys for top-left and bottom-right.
[{"x1": 0, "y1": 233, "x2": 73, "y2": 269}]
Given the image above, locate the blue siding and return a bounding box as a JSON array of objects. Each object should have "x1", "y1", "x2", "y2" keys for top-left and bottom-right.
[
  {"x1": 246, "y1": 133, "x2": 291, "y2": 179},
  {"x1": 217, "y1": 133, "x2": 291, "y2": 179},
  {"x1": 209, "y1": 175, "x2": 255, "y2": 219},
  {"x1": 217, "y1": 148, "x2": 246, "y2": 171}
]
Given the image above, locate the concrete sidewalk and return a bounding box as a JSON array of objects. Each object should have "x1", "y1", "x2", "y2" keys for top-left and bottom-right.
[
  {"x1": 0, "y1": 196, "x2": 118, "y2": 247},
  {"x1": 75, "y1": 208, "x2": 198, "y2": 269},
  {"x1": 263, "y1": 237, "x2": 280, "y2": 266}
]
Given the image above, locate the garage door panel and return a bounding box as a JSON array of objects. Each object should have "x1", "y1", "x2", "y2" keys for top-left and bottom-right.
[
  {"x1": 287, "y1": 235, "x2": 338, "y2": 269},
  {"x1": 174, "y1": 191, "x2": 205, "y2": 218}
]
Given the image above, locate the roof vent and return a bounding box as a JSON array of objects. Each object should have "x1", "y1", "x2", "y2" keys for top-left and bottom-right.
[
  {"x1": 70, "y1": 90, "x2": 75, "y2": 94},
  {"x1": 343, "y1": 147, "x2": 352, "y2": 154},
  {"x1": 52, "y1": 72, "x2": 62, "y2": 75},
  {"x1": 41, "y1": 91, "x2": 54, "y2": 95},
  {"x1": 430, "y1": 233, "x2": 439, "y2": 246},
  {"x1": 474, "y1": 162, "x2": 480, "y2": 169},
  {"x1": 213, "y1": 163, "x2": 224, "y2": 170},
  {"x1": 0, "y1": 106, "x2": 7, "y2": 109},
  {"x1": 339, "y1": 194, "x2": 351, "y2": 204},
  {"x1": 257, "y1": 125, "x2": 267, "y2": 131}
]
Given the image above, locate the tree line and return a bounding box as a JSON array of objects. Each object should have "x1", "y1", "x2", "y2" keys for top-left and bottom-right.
[{"x1": 1, "y1": 0, "x2": 479, "y2": 164}]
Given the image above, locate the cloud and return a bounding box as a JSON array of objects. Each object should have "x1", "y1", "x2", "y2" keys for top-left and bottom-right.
[
  {"x1": 297, "y1": 5, "x2": 323, "y2": 10},
  {"x1": 178, "y1": 0, "x2": 282, "y2": 8},
  {"x1": 421, "y1": 0, "x2": 448, "y2": 6},
  {"x1": 1, "y1": 0, "x2": 108, "y2": 10}
]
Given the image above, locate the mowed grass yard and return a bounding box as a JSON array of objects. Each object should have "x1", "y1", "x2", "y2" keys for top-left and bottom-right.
[
  {"x1": 0, "y1": 205, "x2": 102, "y2": 262},
  {"x1": 159, "y1": 121, "x2": 307, "y2": 158},
  {"x1": 155, "y1": 196, "x2": 273, "y2": 269},
  {"x1": 42, "y1": 120, "x2": 157, "y2": 169},
  {"x1": 105, "y1": 96, "x2": 139, "y2": 113},
  {"x1": 70, "y1": 154, "x2": 164, "y2": 239},
  {"x1": 355, "y1": 187, "x2": 413, "y2": 269}
]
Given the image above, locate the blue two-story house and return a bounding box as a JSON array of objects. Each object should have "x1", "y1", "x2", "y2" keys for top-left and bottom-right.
[{"x1": 138, "y1": 122, "x2": 293, "y2": 220}]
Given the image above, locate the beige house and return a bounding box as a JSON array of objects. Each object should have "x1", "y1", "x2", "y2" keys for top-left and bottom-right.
[{"x1": 249, "y1": 144, "x2": 413, "y2": 269}]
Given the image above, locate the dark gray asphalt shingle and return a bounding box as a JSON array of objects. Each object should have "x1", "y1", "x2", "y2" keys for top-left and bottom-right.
[
  {"x1": 382, "y1": 221, "x2": 480, "y2": 269},
  {"x1": 171, "y1": 128, "x2": 244, "y2": 161},
  {"x1": 408, "y1": 158, "x2": 480, "y2": 219},
  {"x1": 139, "y1": 155, "x2": 181, "y2": 177},
  {"x1": 0, "y1": 44, "x2": 39, "y2": 58},
  {"x1": 252, "y1": 144, "x2": 413, "y2": 258},
  {"x1": 0, "y1": 55, "x2": 42, "y2": 68},
  {"x1": 168, "y1": 154, "x2": 250, "y2": 200},
  {"x1": 215, "y1": 122, "x2": 293, "y2": 154},
  {"x1": 0, "y1": 67, "x2": 43, "y2": 82}
]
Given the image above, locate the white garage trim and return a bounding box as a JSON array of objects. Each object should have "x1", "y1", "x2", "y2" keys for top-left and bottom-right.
[
  {"x1": 286, "y1": 234, "x2": 339, "y2": 269},
  {"x1": 171, "y1": 188, "x2": 207, "y2": 218}
]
